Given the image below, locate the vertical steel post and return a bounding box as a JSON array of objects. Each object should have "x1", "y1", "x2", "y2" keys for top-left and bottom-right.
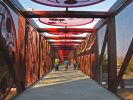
[
  {"x1": 94, "y1": 32, "x2": 100, "y2": 82},
  {"x1": 107, "y1": 16, "x2": 117, "y2": 93}
]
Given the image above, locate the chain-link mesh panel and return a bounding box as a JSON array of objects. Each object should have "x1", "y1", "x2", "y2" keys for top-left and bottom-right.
[
  {"x1": 116, "y1": 2, "x2": 133, "y2": 99},
  {"x1": 101, "y1": 44, "x2": 108, "y2": 88},
  {"x1": 97, "y1": 24, "x2": 108, "y2": 87},
  {"x1": 116, "y1": 2, "x2": 133, "y2": 68},
  {"x1": 97, "y1": 25, "x2": 107, "y2": 55}
]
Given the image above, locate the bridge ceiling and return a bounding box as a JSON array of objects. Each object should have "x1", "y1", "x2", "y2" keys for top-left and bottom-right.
[
  {"x1": 7, "y1": 0, "x2": 118, "y2": 59},
  {"x1": 39, "y1": 18, "x2": 94, "y2": 27},
  {"x1": 31, "y1": 0, "x2": 104, "y2": 8}
]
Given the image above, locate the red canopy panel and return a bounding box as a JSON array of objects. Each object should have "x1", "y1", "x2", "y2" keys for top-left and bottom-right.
[
  {"x1": 49, "y1": 41, "x2": 82, "y2": 44},
  {"x1": 53, "y1": 45, "x2": 77, "y2": 48},
  {"x1": 39, "y1": 18, "x2": 94, "y2": 27},
  {"x1": 58, "y1": 50, "x2": 73, "y2": 62},
  {"x1": 58, "y1": 50, "x2": 64, "y2": 61},
  {"x1": 43, "y1": 36, "x2": 86, "y2": 40},
  {"x1": 31, "y1": 0, "x2": 104, "y2": 8},
  {"x1": 47, "y1": 39, "x2": 83, "y2": 42},
  {"x1": 37, "y1": 28, "x2": 94, "y2": 33},
  {"x1": 51, "y1": 44, "x2": 80, "y2": 46},
  {"x1": 47, "y1": 32, "x2": 84, "y2": 35},
  {"x1": 56, "y1": 47, "x2": 76, "y2": 50}
]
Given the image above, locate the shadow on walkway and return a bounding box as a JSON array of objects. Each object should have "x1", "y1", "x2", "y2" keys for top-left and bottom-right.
[{"x1": 15, "y1": 66, "x2": 120, "y2": 100}]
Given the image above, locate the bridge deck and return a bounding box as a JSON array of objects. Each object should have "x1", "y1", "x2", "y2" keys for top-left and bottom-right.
[{"x1": 15, "y1": 66, "x2": 120, "y2": 100}]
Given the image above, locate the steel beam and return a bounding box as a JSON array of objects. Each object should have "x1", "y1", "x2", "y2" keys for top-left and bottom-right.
[
  {"x1": 22, "y1": 11, "x2": 108, "y2": 18},
  {"x1": 107, "y1": 16, "x2": 117, "y2": 93},
  {"x1": 93, "y1": 32, "x2": 100, "y2": 82},
  {"x1": 3, "y1": 0, "x2": 24, "y2": 15},
  {"x1": 109, "y1": 0, "x2": 133, "y2": 16}
]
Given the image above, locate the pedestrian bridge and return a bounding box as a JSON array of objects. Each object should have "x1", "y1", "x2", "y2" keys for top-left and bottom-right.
[{"x1": 0, "y1": 0, "x2": 133, "y2": 100}]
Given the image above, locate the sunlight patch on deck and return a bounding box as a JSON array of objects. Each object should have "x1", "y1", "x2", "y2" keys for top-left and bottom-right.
[{"x1": 33, "y1": 66, "x2": 88, "y2": 88}]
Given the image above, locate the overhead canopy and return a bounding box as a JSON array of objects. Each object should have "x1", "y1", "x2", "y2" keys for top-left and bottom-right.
[
  {"x1": 31, "y1": 0, "x2": 105, "y2": 8},
  {"x1": 39, "y1": 18, "x2": 94, "y2": 27},
  {"x1": 9, "y1": 0, "x2": 118, "y2": 60}
]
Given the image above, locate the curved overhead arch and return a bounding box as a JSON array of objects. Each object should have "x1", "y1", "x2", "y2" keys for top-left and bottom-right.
[
  {"x1": 31, "y1": 0, "x2": 104, "y2": 8},
  {"x1": 39, "y1": 18, "x2": 94, "y2": 27}
]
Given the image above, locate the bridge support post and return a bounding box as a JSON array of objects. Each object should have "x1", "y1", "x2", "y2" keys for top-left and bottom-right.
[
  {"x1": 107, "y1": 16, "x2": 117, "y2": 93},
  {"x1": 94, "y1": 32, "x2": 100, "y2": 82}
]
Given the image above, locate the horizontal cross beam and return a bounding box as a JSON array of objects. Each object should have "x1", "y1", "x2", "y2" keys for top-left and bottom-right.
[
  {"x1": 53, "y1": 45, "x2": 77, "y2": 48},
  {"x1": 43, "y1": 36, "x2": 86, "y2": 40},
  {"x1": 51, "y1": 44, "x2": 80, "y2": 46},
  {"x1": 22, "y1": 11, "x2": 109, "y2": 18},
  {"x1": 48, "y1": 41, "x2": 82, "y2": 44},
  {"x1": 55, "y1": 48, "x2": 76, "y2": 50}
]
